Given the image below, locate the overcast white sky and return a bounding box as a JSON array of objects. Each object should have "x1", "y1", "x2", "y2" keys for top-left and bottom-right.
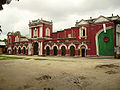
[{"x1": 0, "y1": 0, "x2": 120, "y2": 39}]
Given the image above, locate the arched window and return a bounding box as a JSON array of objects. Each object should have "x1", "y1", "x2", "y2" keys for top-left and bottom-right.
[
  {"x1": 34, "y1": 28, "x2": 38, "y2": 37},
  {"x1": 79, "y1": 27, "x2": 87, "y2": 39},
  {"x1": 46, "y1": 28, "x2": 50, "y2": 36},
  {"x1": 15, "y1": 36, "x2": 19, "y2": 42}
]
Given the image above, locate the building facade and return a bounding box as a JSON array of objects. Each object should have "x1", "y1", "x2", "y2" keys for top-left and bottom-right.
[{"x1": 7, "y1": 15, "x2": 120, "y2": 57}]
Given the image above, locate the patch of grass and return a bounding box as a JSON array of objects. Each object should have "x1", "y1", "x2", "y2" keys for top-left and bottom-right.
[
  {"x1": 24, "y1": 58, "x2": 31, "y2": 60},
  {"x1": 34, "y1": 58, "x2": 48, "y2": 60},
  {"x1": 0, "y1": 56, "x2": 24, "y2": 60}
]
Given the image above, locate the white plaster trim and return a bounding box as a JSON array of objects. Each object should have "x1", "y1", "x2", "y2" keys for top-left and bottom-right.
[
  {"x1": 59, "y1": 43, "x2": 67, "y2": 49},
  {"x1": 28, "y1": 43, "x2": 32, "y2": 55},
  {"x1": 39, "y1": 42, "x2": 43, "y2": 55},
  {"x1": 94, "y1": 16, "x2": 110, "y2": 23},
  {"x1": 22, "y1": 46, "x2": 27, "y2": 49},
  {"x1": 18, "y1": 46, "x2": 22, "y2": 49},
  {"x1": 8, "y1": 46, "x2": 12, "y2": 50},
  {"x1": 68, "y1": 43, "x2": 76, "y2": 49},
  {"x1": 52, "y1": 44, "x2": 58, "y2": 49},
  {"x1": 78, "y1": 42, "x2": 88, "y2": 49},
  {"x1": 44, "y1": 44, "x2": 52, "y2": 50},
  {"x1": 40, "y1": 26, "x2": 43, "y2": 38},
  {"x1": 95, "y1": 26, "x2": 113, "y2": 56},
  {"x1": 79, "y1": 26, "x2": 87, "y2": 39},
  {"x1": 29, "y1": 25, "x2": 43, "y2": 28},
  {"x1": 13, "y1": 46, "x2": 18, "y2": 50}
]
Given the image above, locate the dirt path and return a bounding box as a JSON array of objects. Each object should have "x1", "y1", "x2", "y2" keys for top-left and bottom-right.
[{"x1": 0, "y1": 55, "x2": 120, "y2": 90}]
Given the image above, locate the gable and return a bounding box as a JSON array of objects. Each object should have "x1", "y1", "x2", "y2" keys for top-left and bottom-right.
[
  {"x1": 94, "y1": 16, "x2": 110, "y2": 23},
  {"x1": 78, "y1": 20, "x2": 88, "y2": 25}
]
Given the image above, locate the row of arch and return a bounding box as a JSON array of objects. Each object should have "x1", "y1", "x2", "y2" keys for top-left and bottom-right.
[
  {"x1": 45, "y1": 43, "x2": 88, "y2": 57},
  {"x1": 14, "y1": 47, "x2": 27, "y2": 55}
]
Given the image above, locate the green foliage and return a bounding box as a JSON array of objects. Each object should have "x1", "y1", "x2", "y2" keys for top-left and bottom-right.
[
  {"x1": 34, "y1": 58, "x2": 48, "y2": 60},
  {"x1": 0, "y1": 56, "x2": 24, "y2": 60},
  {"x1": 24, "y1": 58, "x2": 31, "y2": 60}
]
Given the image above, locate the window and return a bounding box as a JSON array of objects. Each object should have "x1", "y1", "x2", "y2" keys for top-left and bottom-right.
[
  {"x1": 68, "y1": 34, "x2": 71, "y2": 38},
  {"x1": 34, "y1": 28, "x2": 38, "y2": 37},
  {"x1": 15, "y1": 36, "x2": 19, "y2": 42},
  {"x1": 83, "y1": 29, "x2": 85, "y2": 36},
  {"x1": 46, "y1": 28, "x2": 50, "y2": 36},
  {"x1": 79, "y1": 27, "x2": 87, "y2": 39}
]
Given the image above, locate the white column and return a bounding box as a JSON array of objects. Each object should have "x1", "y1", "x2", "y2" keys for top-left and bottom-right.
[
  {"x1": 39, "y1": 42, "x2": 41, "y2": 55},
  {"x1": 79, "y1": 28, "x2": 81, "y2": 39},
  {"x1": 38, "y1": 42, "x2": 43, "y2": 55},
  {"x1": 41, "y1": 42, "x2": 43, "y2": 55},
  {"x1": 40, "y1": 27, "x2": 43, "y2": 38},
  {"x1": 103, "y1": 24, "x2": 106, "y2": 33},
  {"x1": 28, "y1": 43, "x2": 32, "y2": 55}
]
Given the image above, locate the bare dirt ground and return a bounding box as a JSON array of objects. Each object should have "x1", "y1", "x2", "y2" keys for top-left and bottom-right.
[{"x1": 0, "y1": 55, "x2": 120, "y2": 90}]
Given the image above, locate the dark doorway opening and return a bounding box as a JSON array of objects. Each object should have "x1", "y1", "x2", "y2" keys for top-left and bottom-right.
[
  {"x1": 53, "y1": 46, "x2": 57, "y2": 56},
  {"x1": 81, "y1": 48, "x2": 85, "y2": 57},
  {"x1": 33, "y1": 42, "x2": 38, "y2": 55},
  {"x1": 14, "y1": 47, "x2": 17, "y2": 55},
  {"x1": 23, "y1": 47, "x2": 26, "y2": 55},
  {"x1": 61, "y1": 46, "x2": 66, "y2": 56},
  {"x1": 46, "y1": 46, "x2": 50, "y2": 55},
  {"x1": 18, "y1": 47, "x2": 21, "y2": 54},
  {"x1": 83, "y1": 29, "x2": 85, "y2": 36},
  {"x1": 70, "y1": 46, "x2": 75, "y2": 56}
]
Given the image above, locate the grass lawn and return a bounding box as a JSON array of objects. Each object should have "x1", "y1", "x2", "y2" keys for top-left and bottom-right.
[
  {"x1": 0, "y1": 56, "x2": 25, "y2": 60},
  {"x1": 34, "y1": 58, "x2": 48, "y2": 60},
  {"x1": 0, "y1": 55, "x2": 48, "y2": 61}
]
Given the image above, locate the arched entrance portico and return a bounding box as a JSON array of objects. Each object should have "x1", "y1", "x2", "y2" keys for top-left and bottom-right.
[
  {"x1": 53, "y1": 46, "x2": 57, "y2": 56},
  {"x1": 80, "y1": 46, "x2": 86, "y2": 57},
  {"x1": 70, "y1": 46, "x2": 75, "y2": 56},
  {"x1": 18, "y1": 47, "x2": 21, "y2": 54},
  {"x1": 14, "y1": 47, "x2": 17, "y2": 55},
  {"x1": 23, "y1": 47, "x2": 26, "y2": 55},
  {"x1": 33, "y1": 42, "x2": 38, "y2": 55},
  {"x1": 61, "y1": 46, "x2": 66, "y2": 56},
  {"x1": 46, "y1": 46, "x2": 50, "y2": 55}
]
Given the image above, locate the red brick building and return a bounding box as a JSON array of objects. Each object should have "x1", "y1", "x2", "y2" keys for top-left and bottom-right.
[{"x1": 7, "y1": 15, "x2": 120, "y2": 57}]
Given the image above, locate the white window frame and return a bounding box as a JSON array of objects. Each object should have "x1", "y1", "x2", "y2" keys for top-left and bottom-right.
[
  {"x1": 79, "y1": 26, "x2": 87, "y2": 39},
  {"x1": 34, "y1": 28, "x2": 38, "y2": 37},
  {"x1": 46, "y1": 28, "x2": 50, "y2": 37}
]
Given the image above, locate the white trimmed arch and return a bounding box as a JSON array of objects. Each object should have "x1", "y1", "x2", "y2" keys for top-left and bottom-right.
[
  {"x1": 95, "y1": 26, "x2": 112, "y2": 56},
  {"x1": 44, "y1": 44, "x2": 52, "y2": 50},
  {"x1": 13, "y1": 46, "x2": 18, "y2": 50},
  {"x1": 59, "y1": 43, "x2": 67, "y2": 49},
  {"x1": 18, "y1": 46, "x2": 22, "y2": 49},
  {"x1": 68, "y1": 43, "x2": 76, "y2": 49},
  {"x1": 78, "y1": 43, "x2": 88, "y2": 49},
  {"x1": 21, "y1": 45, "x2": 27, "y2": 49},
  {"x1": 52, "y1": 44, "x2": 58, "y2": 50}
]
